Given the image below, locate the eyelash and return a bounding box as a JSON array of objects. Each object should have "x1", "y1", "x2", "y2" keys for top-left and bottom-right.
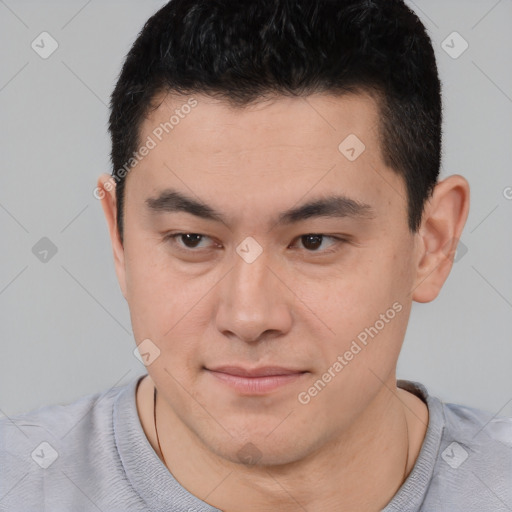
[{"x1": 163, "y1": 232, "x2": 347, "y2": 256}]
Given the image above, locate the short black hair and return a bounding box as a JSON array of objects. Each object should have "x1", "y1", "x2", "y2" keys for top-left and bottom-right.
[{"x1": 108, "y1": 0, "x2": 442, "y2": 243}]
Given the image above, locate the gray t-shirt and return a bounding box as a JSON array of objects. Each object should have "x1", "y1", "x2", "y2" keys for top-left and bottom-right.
[{"x1": 1, "y1": 373, "x2": 511, "y2": 511}]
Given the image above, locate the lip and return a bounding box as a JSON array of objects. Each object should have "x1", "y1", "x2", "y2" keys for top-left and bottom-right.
[
  {"x1": 207, "y1": 365, "x2": 306, "y2": 377},
  {"x1": 205, "y1": 366, "x2": 308, "y2": 394}
]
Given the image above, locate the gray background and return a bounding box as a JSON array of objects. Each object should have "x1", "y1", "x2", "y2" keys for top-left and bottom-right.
[{"x1": 0, "y1": 0, "x2": 511, "y2": 418}]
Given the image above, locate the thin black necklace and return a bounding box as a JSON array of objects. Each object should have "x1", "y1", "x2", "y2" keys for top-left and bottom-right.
[{"x1": 153, "y1": 386, "x2": 168, "y2": 468}]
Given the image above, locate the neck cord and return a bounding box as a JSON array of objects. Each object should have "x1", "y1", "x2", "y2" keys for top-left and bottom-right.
[
  {"x1": 154, "y1": 386, "x2": 168, "y2": 468},
  {"x1": 402, "y1": 412, "x2": 410, "y2": 485}
]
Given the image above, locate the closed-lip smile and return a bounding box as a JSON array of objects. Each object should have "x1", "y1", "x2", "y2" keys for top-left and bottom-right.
[
  {"x1": 205, "y1": 365, "x2": 309, "y2": 394},
  {"x1": 206, "y1": 365, "x2": 307, "y2": 377}
]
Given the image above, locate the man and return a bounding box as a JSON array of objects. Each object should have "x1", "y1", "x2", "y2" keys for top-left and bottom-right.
[{"x1": 1, "y1": 0, "x2": 511, "y2": 510}]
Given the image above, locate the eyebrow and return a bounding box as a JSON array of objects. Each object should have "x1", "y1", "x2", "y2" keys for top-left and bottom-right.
[{"x1": 145, "y1": 188, "x2": 375, "y2": 227}]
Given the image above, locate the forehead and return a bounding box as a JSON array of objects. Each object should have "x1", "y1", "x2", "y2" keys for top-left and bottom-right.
[
  {"x1": 126, "y1": 91, "x2": 407, "y2": 230},
  {"x1": 142, "y1": 90, "x2": 382, "y2": 157}
]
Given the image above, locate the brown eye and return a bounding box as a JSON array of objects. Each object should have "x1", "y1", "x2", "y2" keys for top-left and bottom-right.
[
  {"x1": 178, "y1": 233, "x2": 203, "y2": 248},
  {"x1": 301, "y1": 234, "x2": 324, "y2": 251},
  {"x1": 297, "y1": 234, "x2": 340, "y2": 253},
  {"x1": 164, "y1": 233, "x2": 214, "y2": 251}
]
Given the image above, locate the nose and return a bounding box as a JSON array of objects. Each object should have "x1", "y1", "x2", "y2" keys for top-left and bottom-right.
[{"x1": 215, "y1": 247, "x2": 293, "y2": 344}]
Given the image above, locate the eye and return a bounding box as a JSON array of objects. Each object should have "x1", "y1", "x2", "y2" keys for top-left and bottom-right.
[
  {"x1": 164, "y1": 233, "x2": 216, "y2": 251},
  {"x1": 163, "y1": 232, "x2": 346, "y2": 256},
  {"x1": 292, "y1": 234, "x2": 345, "y2": 254}
]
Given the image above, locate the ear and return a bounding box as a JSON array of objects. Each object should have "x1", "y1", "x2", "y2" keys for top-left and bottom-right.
[
  {"x1": 96, "y1": 173, "x2": 128, "y2": 299},
  {"x1": 412, "y1": 175, "x2": 470, "y2": 303}
]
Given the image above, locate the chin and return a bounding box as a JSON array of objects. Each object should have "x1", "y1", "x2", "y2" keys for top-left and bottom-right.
[{"x1": 201, "y1": 426, "x2": 316, "y2": 468}]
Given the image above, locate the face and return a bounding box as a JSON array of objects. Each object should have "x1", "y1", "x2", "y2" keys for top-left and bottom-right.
[{"x1": 111, "y1": 92, "x2": 421, "y2": 465}]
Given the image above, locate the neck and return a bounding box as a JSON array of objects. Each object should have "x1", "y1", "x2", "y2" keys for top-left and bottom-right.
[{"x1": 141, "y1": 375, "x2": 428, "y2": 512}]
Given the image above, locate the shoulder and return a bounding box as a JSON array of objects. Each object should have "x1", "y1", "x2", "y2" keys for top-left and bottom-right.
[
  {"x1": 1, "y1": 380, "x2": 123, "y2": 450},
  {"x1": 0, "y1": 378, "x2": 137, "y2": 510},
  {"x1": 397, "y1": 380, "x2": 512, "y2": 511},
  {"x1": 442, "y1": 399, "x2": 512, "y2": 447},
  {"x1": 441, "y1": 399, "x2": 512, "y2": 461},
  {"x1": 430, "y1": 399, "x2": 512, "y2": 511}
]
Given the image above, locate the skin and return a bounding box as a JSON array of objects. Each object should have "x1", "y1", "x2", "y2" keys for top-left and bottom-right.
[{"x1": 98, "y1": 91, "x2": 469, "y2": 512}]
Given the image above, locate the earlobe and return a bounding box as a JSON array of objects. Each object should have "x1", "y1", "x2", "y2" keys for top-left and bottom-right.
[
  {"x1": 96, "y1": 173, "x2": 128, "y2": 299},
  {"x1": 412, "y1": 175, "x2": 470, "y2": 303}
]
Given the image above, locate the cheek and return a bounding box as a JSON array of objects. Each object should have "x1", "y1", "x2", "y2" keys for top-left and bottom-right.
[
  {"x1": 123, "y1": 240, "x2": 219, "y2": 351},
  {"x1": 122, "y1": 235, "x2": 180, "y2": 339},
  {"x1": 307, "y1": 249, "x2": 405, "y2": 316},
  {"x1": 300, "y1": 245, "x2": 412, "y2": 360}
]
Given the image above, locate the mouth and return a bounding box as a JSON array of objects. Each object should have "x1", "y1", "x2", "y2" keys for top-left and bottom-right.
[{"x1": 204, "y1": 365, "x2": 309, "y2": 394}]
